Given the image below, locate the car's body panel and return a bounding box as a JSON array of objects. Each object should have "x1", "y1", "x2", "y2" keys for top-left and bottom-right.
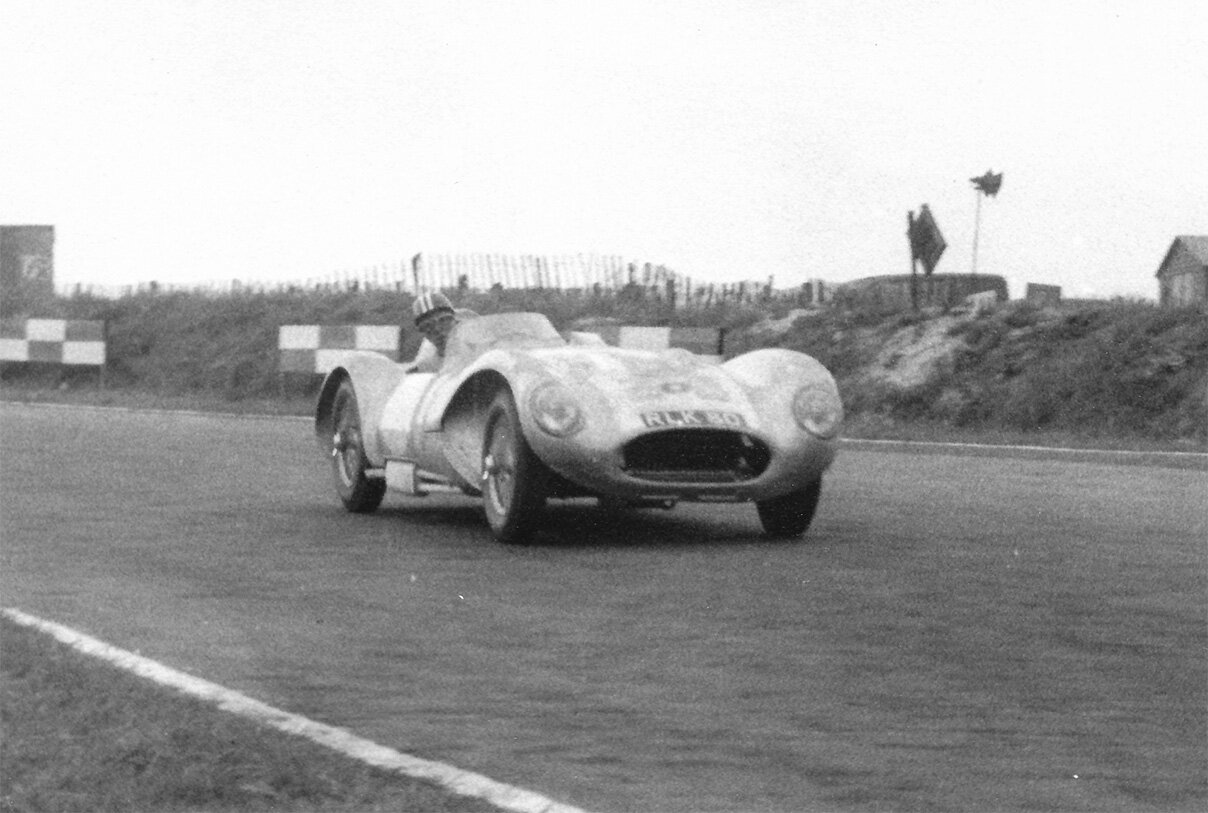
[{"x1": 315, "y1": 312, "x2": 840, "y2": 505}]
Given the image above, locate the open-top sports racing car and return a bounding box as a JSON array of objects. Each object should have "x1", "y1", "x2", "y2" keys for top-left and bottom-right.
[{"x1": 315, "y1": 312, "x2": 842, "y2": 543}]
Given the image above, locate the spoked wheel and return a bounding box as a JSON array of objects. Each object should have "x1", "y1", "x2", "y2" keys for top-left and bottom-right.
[
  {"x1": 756, "y1": 478, "x2": 822, "y2": 538},
  {"x1": 330, "y1": 379, "x2": 386, "y2": 513},
  {"x1": 481, "y1": 390, "x2": 547, "y2": 543}
]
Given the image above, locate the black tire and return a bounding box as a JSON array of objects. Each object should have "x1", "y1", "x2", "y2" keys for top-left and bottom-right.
[
  {"x1": 330, "y1": 379, "x2": 386, "y2": 513},
  {"x1": 756, "y1": 478, "x2": 822, "y2": 538},
  {"x1": 481, "y1": 390, "x2": 547, "y2": 543}
]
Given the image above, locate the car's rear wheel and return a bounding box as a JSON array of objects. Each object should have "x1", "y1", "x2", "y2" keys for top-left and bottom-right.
[
  {"x1": 331, "y1": 379, "x2": 386, "y2": 513},
  {"x1": 756, "y1": 478, "x2": 822, "y2": 538},
  {"x1": 482, "y1": 390, "x2": 547, "y2": 543}
]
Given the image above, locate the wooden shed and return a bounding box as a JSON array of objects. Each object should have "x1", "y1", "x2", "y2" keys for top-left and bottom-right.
[{"x1": 1156, "y1": 235, "x2": 1208, "y2": 306}]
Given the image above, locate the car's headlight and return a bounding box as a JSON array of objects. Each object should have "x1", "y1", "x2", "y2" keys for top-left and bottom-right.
[
  {"x1": 792, "y1": 384, "x2": 843, "y2": 438},
  {"x1": 529, "y1": 381, "x2": 585, "y2": 437}
]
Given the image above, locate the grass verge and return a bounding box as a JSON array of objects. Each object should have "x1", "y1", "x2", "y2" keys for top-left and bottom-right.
[{"x1": 0, "y1": 616, "x2": 501, "y2": 813}]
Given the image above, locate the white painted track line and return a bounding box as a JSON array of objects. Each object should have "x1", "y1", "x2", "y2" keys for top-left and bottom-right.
[
  {"x1": 839, "y1": 436, "x2": 1208, "y2": 469},
  {"x1": 841, "y1": 436, "x2": 1208, "y2": 459},
  {"x1": 0, "y1": 399, "x2": 309, "y2": 422},
  {"x1": 2, "y1": 608, "x2": 588, "y2": 813}
]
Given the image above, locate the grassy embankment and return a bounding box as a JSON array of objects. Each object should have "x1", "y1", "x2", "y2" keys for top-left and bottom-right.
[
  {"x1": 738, "y1": 298, "x2": 1208, "y2": 449},
  {"x1": 2, "y1": 286, "x2": 1206, "y2": 448}
]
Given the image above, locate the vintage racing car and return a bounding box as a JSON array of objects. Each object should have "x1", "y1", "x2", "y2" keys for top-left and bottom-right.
[{"x1": 315, "y1": 312, "x2": 842, "y2": 543}]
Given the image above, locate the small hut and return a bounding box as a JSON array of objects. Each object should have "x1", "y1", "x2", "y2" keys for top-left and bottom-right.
[{"x1": 1156, "y1": 236, "x2": 1208, "y2": 306}]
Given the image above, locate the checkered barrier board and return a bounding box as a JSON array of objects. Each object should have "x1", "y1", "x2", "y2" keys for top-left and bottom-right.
[
  {"x1": 0, "y1": 318, "x2": 106, "y2": 365},
  {"x1": 278, "y1": 325, "x2": 402, "y2": 374},
  {"x1": 591, "y1": 326, "x2": 725, "y2": 360}
]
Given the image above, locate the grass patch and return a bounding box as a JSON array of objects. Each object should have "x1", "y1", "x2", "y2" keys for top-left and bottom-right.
[
  {"x1": 764, "y1": 301, "x2": 1207, "y2": 447},
  {"x1": 0, "y1": 616, "x2": 501, "y2": 812}
]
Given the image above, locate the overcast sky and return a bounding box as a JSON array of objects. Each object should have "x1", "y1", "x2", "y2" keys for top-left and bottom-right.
[{"x1": 2, "y1": 0, "x2": 1205, "y2": 299}]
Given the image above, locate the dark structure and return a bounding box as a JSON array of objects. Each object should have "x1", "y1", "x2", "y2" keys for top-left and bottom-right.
[
  {"x1": 1156, "y1": 235, "x2": 1208, "y2": 306},
  {"x1": 0, "y1": 225, "x2": 55, "y2": 311},
  {"x1": 907, "y1": 205, "x2": 946, "y2": 275},
  {"x1": 836, "y1": 273, "x2": 1007, "y2": 314},
  {"x1": 1025, "y1": 283, "x2": 1062, "y2": 307}
]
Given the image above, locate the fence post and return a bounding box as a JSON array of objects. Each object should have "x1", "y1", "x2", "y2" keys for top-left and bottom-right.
[{"x1": 99, "y1": 320, "x2": 108, "y2": 391}]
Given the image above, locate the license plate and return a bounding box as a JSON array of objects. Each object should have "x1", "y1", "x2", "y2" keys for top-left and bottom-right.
[{"x1": 640, "y1": 410, "x2": 747, "y2": 428}]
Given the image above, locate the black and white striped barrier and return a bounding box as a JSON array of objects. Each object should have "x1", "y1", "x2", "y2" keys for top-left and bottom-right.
[
  {"x1": 0, "y1": 318, "x2": 106, "y2": 366},
  {"x1": 278, "y1": 325, "x2": 402, "y2": 374}
]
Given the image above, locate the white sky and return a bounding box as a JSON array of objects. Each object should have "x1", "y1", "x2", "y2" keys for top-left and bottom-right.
[{"x1": 2, "y1": 0, "x2": 1206, "y2": 299}]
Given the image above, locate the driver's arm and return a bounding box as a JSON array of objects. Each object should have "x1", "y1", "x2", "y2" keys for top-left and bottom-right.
[{"x1": 406, "y1": 338, "x2": 441, "y2": 373}]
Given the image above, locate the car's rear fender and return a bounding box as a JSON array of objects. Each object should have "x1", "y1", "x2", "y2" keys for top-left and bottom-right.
[{"x1": 314, "y1": 351, "x2": 407, "y2": 466}]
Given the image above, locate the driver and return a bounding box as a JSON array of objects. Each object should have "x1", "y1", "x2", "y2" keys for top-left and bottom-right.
[{"x1": 406, "y1": 292, "x2": 475, "y2": 373}]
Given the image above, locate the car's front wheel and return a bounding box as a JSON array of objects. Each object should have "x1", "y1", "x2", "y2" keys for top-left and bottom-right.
[
  {"x1": 481, "y1": 390, "x2": 547, "y2": 543},
  {"x1": 330, "y1": 379, "x2": 386, "y2": 513},
  {"x1": 756, "y1": 478, "x2": 822, "y2": 538}
]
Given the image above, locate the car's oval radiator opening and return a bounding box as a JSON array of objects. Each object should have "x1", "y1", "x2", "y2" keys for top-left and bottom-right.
[{"x1": 622, "y1": 429, "x2": 771, "y2": 483}]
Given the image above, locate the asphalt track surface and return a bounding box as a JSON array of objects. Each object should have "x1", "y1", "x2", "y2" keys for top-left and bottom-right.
[{"x1": 1, "y1": 402, "x2": 1205, "y2": 812}]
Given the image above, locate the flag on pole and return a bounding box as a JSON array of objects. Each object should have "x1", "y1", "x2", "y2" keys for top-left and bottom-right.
[{"x1": 970, "y1": 170, "x2": 1003, "y2": 196}]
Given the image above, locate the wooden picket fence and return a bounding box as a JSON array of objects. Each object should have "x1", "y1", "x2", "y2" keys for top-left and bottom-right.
[{"x1": 62, "y1": 252, "x2": 834, "y2": 311}]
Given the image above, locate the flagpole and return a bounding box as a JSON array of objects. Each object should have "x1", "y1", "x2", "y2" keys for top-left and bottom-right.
[
  {"x1": 971, "y1": 188, "x2": 983, "y2": 276},
  {"x1": 907, "y1": 211, "x2": 918, "y2": 311}
]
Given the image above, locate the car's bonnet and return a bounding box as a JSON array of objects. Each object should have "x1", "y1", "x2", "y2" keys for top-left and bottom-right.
[{"x1": 526, "y1": 345, "x2": 756, "y2": 414}]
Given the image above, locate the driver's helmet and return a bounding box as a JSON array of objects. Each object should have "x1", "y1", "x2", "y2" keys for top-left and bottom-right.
[{"x1": 412, "y1": 292, "x2": 455, "y2": 325}]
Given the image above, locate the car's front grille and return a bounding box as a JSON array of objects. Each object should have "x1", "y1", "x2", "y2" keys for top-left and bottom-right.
[{"x1": 622, "y1": 429, "x2": 771, "y2": 483}]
